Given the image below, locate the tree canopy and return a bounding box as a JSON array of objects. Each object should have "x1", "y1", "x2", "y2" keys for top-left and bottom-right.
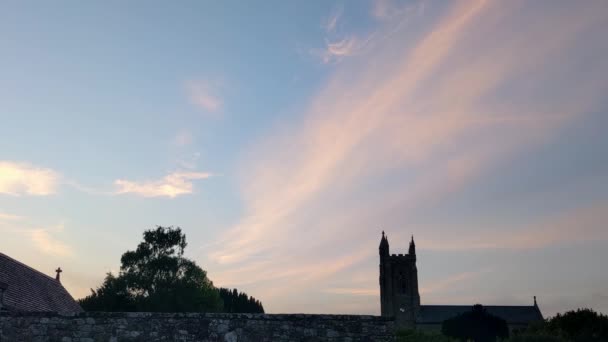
[
  {"x1": 441, "y1": 304, "x2": 509, "y2": 342},
  {"x1": 512, "y1": 308, "x2": 608, "y2": 342},
  {"x1": 79, "y1": 226, "x2": 263, "y2": 313},
  {"x1": 218, "y1": 288, "x2": 264, "y2": 313}
]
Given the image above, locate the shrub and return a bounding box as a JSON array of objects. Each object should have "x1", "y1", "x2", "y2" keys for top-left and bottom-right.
[
  {"x1": 441, "y1": 304, "x2": 509, "y2": 342},
  {"x1": 396, "y1": 329, "x2": 455, "y2": 342}
]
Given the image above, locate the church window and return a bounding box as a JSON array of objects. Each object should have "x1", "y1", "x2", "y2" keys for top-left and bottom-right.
[{"x1": 399, "y1": 272, "x2": 408, "y2": 293}]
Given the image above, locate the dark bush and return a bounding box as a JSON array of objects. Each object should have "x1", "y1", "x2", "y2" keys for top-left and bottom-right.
[{"x1": 441, "y1": 304, "x2": 509, "y2": 342}]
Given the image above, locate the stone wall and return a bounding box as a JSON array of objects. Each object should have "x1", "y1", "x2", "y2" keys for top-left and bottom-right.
[{"x1": 0, "y1": 311, "x2": 396, "y2": 342}]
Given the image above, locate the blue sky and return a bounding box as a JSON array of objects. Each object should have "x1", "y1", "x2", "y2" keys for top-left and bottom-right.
[{"x1": 1, "y1": 0, "x2": 608, "y2": 316}]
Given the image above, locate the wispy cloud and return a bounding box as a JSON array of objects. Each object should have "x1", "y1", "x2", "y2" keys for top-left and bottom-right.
[
  {"x1": 322, "y1": 6, "x2": 343, "y2": 33},
  {"x1": 324, "y1": 287, "x2": 378, "y2": 296},
  {"x1": 0, "y1": 220, "x2": 74, "y2": 258},
  {"x1": 320, "y1": 36, "x2": 372, "y2": 63},
  {"x1": 420, "y1": 270, "x2": 491, "y2": 295},
  {"x1": 313, "y1": 0, "x2": 425, "y2": 64},
  {"x1": 207, "y1": 0, "x2": 608, "y2": 313},
  {"x1": 312, "y1": 31, "x2": 376, "y2": 64},
  {"x1": 29, "y1": 224, "x2": 73, "y2": 258},
  {"x1": 419, "y1": 202, "x2": 608, "y2": 252},
  {"x1": 186, "y1": 80, "x2": 222, "y2": 113},
  {"x1": 173, "y1": 129, "x2": 193, "y2": 147},
  {"x1": 114, "y1": 171, "x2": 212, "y2": 198},
  {"x1": 0, "y1": 161, "x2": 59, "y2": 196},
  {"x1": 372, "y1": 0, "x2": 426, "y2": 21},
  {"x1": 312, "y1": 4, "x2": 373, "y2": 64},
  {"x1": 176, "y1": 152, "x2": 201, "y2": 170},
  {"x1": 0, "y1": 212, "x2": 22, "y2": 221}
]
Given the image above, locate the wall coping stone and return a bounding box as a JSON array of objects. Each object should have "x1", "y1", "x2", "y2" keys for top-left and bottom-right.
[{"x1": 0, "y1": 311, "x2": 392, "y2": 321}]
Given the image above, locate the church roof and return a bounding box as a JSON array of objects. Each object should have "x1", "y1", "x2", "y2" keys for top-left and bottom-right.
[
  {"x1": 418, "y1": 305, "x2": 543, "y2": 325},
  {"x1": 0, "y1": 252, "x2": 83, "y2": 312}
]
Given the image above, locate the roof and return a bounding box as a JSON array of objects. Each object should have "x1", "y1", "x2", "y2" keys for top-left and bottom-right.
[
  {"x1": 0, "y1": 253, "x2": 83, "y2": 312},
  {"x1": 418, "y1": 305, "x2": 543, "y2": 325}
]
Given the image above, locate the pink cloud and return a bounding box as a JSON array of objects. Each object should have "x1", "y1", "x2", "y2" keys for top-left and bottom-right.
[
  {"x1": 418, "y1": 203, "x2": 608, "y2": 252},
  {"x1": 114, "y1": 171, "x2": 212, "y2": 198},
  {"x1": 186, "y1": 81, "x2": 222, "y2": 113},
  {"x1": 205, "y1": 0, "x2": 608, "y2": 313},
  {"x1": 173, "y1": 130, "x2": 193, "y2": 147},
  {"x1": 322, "y1": 6, "x2": 343, "y2": 33},
  {"x1": 0, "y1": 212, "x2": 22, "y2": 221},
  {"x1": 0, "y1": 161, "x2": 59, "y2": 196}
]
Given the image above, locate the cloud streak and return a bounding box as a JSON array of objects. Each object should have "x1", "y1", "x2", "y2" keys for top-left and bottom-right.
[
  {"x1": 312, "y1": 4, "x2": 375, "y2": 64},
  {"x1": 173, "y1": 130, "x2": 193, "y2": 147},
  {"x1": 418, "y1": 202, "x2": 608, "y2": 252},
  {"x1": 322, "y1": 6, "x2": 343, "y2": 33},
  {"x1": 0, "y1": 212, "x2": 22, "y2": 221},
  {"x1": 29, "y1": 226, "x2": 73, "y2": 258},
  {"x1": 420, "y1": 270, "x2": 491, "y2": 295},
  {"x1": 312, "y1": 32, "x2": 377, "y2": 64},
  {"x1": 205, "y1": 0, "x2": 608, "y2": 313},
  {"x1": 0, "y1": 161, "x2": 59, "y2": 196},
  {"x1": 114, "y1": 171, "x2": 212, "y2": 198},
  {"x1": 187, "y1": 81, "x2": 222, "y2": 113},
  {"x1": 0, "y1": 220, "x2": 74, "y2": 258}
]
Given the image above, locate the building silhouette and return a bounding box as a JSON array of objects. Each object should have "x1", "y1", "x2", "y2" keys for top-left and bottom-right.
[
  {"x1": 0, "y1": 253, "x2": 82, "y2": 312},
  {"x1": 379, "y1": 232, "x2": 543, "y2": 330}
]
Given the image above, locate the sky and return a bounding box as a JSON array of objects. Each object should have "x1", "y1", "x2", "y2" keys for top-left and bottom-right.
[{"x1": 1, "y1": 0, "x2": 608, "y2": 317}]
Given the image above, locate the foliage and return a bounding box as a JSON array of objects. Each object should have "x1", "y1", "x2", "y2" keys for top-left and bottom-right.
[
  {"x1": 79, "y1": 226, "x2": 229, "y2": 312},
  {"x1": 396, "y1": 329, "x2": 456, "y2": 341},
  {"x1": 510, "y1": 308, "x2": 608, "y2": 342},
  {"x1": 507, "y1": 334, "x2": 567, "y2": 342},
  {"x1": 218, "y1": 288, "x2": 264, "y2": 313},
  {"x1": 78, "y1": 273, "x2": 137, "y2": 311},
  {"x1": 441, "y1": 304, "x2": 509, "y2": 342}
]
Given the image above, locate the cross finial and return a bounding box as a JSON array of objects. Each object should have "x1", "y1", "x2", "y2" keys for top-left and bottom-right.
[
  {"x1": 55, "y1": 267, "x2": 62, "y2": 282},
  {"x1": 534, "y1": 295, "x2": 537, "y2": 306},
  {"x1": 382, "y1": 230, "x2": 385, "y2": 238}
]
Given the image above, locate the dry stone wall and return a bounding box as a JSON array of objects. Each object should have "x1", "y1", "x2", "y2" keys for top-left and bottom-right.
[{"x1": 0, "y1": 311, "x2": 396, "y2": 342}]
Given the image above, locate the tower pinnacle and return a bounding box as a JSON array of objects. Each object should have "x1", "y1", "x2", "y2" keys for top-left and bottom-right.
[
  {"x1": 408, "y1": 235, "x2": 416, "y2": 256},
  {"x1": 379, "y1": 230, "x2": 389, "y2": 257}
]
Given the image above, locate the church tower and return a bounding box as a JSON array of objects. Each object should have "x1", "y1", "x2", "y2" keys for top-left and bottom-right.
[{"x1": 379, "y1": 232, "x2": 420, "y2": 327}]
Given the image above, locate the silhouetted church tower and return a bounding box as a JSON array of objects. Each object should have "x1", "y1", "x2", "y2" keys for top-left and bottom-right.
[{"x1": 379, "y1": 231, "x2": 420, "y2": 326}]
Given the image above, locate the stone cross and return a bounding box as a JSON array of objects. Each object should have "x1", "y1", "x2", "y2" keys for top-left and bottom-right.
[{"x1": 55, "y1": 267, "x2": 62, "y2": 282}]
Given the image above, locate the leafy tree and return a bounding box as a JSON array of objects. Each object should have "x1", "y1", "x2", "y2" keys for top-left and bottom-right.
[
  {"x1": 442, "y1": 304, "x2": 509, "y2": 342},
  {"x1": 79, "y1": 226, "x2": 223, "y2": 312},
  {"x1": 218, "y1": 288, "x2": 264, "y2": 313},
  {"x1": 78, "y1": 272, "x2": 136, "y2": 311},
  {"x1": 507, "y1": 334, "x2": 567, "y2": 342},
  {"x1": 511, "y1": 308, "x2": 608, "y2": 342}
]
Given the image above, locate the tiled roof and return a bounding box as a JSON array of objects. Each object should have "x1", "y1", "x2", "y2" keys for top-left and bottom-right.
[
  {"x1": 0, "y1": 253, "x2": 83, "y2": 312},
  {"x1": 418, "y1": 305, "x2": 543, "y2": 325}
]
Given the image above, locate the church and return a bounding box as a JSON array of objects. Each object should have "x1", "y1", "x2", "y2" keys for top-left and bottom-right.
[
  {"x1": 0, "y1": 252, "x2": 82, "y2": 313},
  {"x1": 379, "y1": 232, "x2": 543, "y2": 330}
]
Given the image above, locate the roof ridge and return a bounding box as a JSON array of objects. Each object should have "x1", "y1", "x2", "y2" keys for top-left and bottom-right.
[
  {"x1": 0, "y1": 252, "x2": 61, "y2": 285},
  {"x1": 421, "y1": 304, "x2": 536, "y2": 307}
]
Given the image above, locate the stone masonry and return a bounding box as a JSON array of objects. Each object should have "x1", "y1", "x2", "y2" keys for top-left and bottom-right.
[{"x1": 0, "y1": 311, "x2": 396, "y2": 342}]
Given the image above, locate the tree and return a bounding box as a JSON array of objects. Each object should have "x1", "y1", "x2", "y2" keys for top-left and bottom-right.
[
  {"x1": 79, "y1": 226, "x2": 222, "y2": 312},
  {"x1": 511, "y1": 308, "x2": 608, "y2": 342},
  {"x1": 218, "y1": 288, "x2": 264, "y2": 313},
  {"x1": 442, "y1": 304, "x2": 509, "y2": 342},
  {"x1": 78, "y1": 272, "x2": 136, "y2": 312},
  {"x1": 396, "y1": 329, "x2": 456, "y2": 341}
]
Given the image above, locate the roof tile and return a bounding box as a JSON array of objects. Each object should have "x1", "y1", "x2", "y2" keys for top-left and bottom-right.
[{"x1": 0, "y1": 253, "x2": 83, "y2": 312}]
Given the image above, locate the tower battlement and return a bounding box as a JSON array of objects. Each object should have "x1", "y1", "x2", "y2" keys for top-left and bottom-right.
[{"x1": 390, "y1": 253, "x2": 415, "y2": 259}]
